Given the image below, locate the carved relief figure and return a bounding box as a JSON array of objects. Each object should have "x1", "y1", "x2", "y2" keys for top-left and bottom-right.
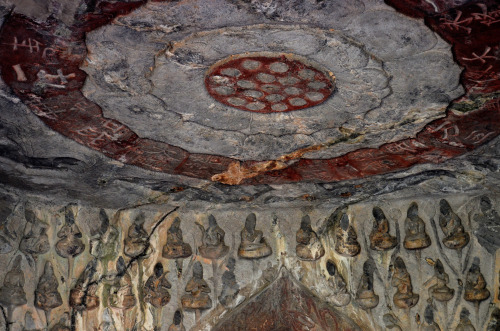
[
  {"x1": 325, "y1": 259, "x2": 351, "y2": 307},
  {"x1": 50, "y1": 313, "x2": 71, "y2": 331},
  {"x1": 144, "y1": 262, "x2": 172, "y2": 308},
  {"x1": 124, "y1": 213, "x2": 151, "y2": 258},
  {"x1": 355, "y1": 259, "x2": 379, "y2": 310},
  {"x1": 295, "y1": 215, "x2": 325, "y2": 261},
  {"x1": 162, "y1": 217, "x2": 192, "y2": 259},
  {"x1": 369, "y1": 206, "x2": 397, "y2": 251},
  {"x1": 383, "y1": 313, "x2": 402, "y2": 330},
  {"x1": 419, "y1": 305, "x2": 441, "y2": 330},
  {"x1": 181, "y1": 262, "x2": 212, "y2": 310},
  {"x1": 403, "y1": 202, "x2": 431, "y2": 250},
  {"x1": 23, "y1": 311, "x2": 39, "y2": 331},
  {"x1": 0, "y1": 256, "x2": 27, "y2": 319},
  {"x1": 238, "y1": 213, "x2": 272, "y2": 259},
  {"x1": 486, "y1": 308, "x2": 500, "y2": 331},
  {"x1": 455, "y1": 308, "x2": 475, "y2": 331},
  {"x1": 219, "y1": 257, "x2": 240, "y2": 307},
  {"x1": 108, "y1": 257, "x2": 136, "y2": 310},
  {"x1": 35, "y1": 261, "x2": 63, "y2": 310},
  {"x1": 424, "y1": 259, "x2": 454, "y2": 302},
  {"x1": 196, "y1": 215, "x2": 229, "y2": 260},
  {"x1": 55, "y1": 206, "x2": 85, "y2": 259},
  {"x1": 19, "y1": 209, "x2": 49, "y2": 259},
  {"x1": 464, "y1": 257, "x2": 490, "y2": 304},
  {"x1": 391, "y1": 257, "x2": 419, "y2": 309},
  {"x1": 473, "y1": 196, "x2": 500, "y2": 254},
  {"x1": 439, "y1": 199, "x2": 470, "y2": 250},
  {"x1": 70, "y1": 260, "x2": 100, "y2": 311},
  {"x1": 333, "y1": 210, "x2": 361, "y2": 257},
  {"x1": 91, "y1": 222, "x2": 119, "y2": 260},
  {"x1": 168, "y1": 310, "x2": 186, "y2": 331}
]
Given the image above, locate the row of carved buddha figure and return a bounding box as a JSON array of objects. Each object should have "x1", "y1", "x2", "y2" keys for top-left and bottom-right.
[{"x1": 296, "y1": 199, "x2": 474, "y2": 261}]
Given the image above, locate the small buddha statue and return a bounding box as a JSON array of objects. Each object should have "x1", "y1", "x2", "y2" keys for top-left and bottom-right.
[
  {"x1": 0, "y1": 255, "x2": 27, "y2": 312},
  {"x1": 238, "y1": 213, "x2": 272, "y2": 259},
  {"x1": 424, "y1": 259, "x2": 454, "y2": 302},
  {"x1": 70, "y1": 260, "x2": 100, "y2": 311},
  {"x1": 35, "y1": 261, "x2": 63, "y2": 313},
  {"x1": 439, "y1": 199, "x2": 470, "y2": 250},
  {"x1": 19, "y1": 209, "x2": 50, "y2": 259},
  {"x1": 369, "y1": 206, "x2": 397, "y2": 251},
  {"x1": 455, "y1": 308, "x2": 475, "y2": 331},
  {"x1": 168, "y1": 310, "x2": 186, "y2": 331},
  {"x1": 296, "y1": 215, "x2": 325, "y2": 261},
  {"x1": 55, "y1": 206, "x2": 85, "y2": 259},
  {"x1": 181, "y1": 262, "x2": 212, "y2": 310},
  {"x1": 403, "y1": 202, "x2": 431, "y2": 250},
  {"x1": 486, "y1": 308, "x2": 500, "y2": 331},
  {"x1": 464, "y1": 257, "x2": 490, "y2": 303},
  {"x1": 391, "y1": 257, "x2": 419, "y2": 309},
  {"x1": 93, "y1": 224, "x2": 119, "y2": 260},
  {"x1": 420, "y1": 305, "x2": 441, "y2": 331},
  {"x1": 383, "y1": 313, "x2": 402, "y2": 330},
  {"x1": 144, "y1": 262, "x2": 172, "y2": 308},
  {"x1": 23, "y1": 311, "x2": 40, "y2": 331},
  {"x1": 162, "y1": 217, "x2": 192, "y2": 259},
  {"x1": 124, "y1": 213, "x2": 151, "y2": 258},
  {"x1": 355, "y1": 259, "x2": 379, "y2": 310},
  {"x1": 108, "y1": 257, "x2": 136, "y2": 310},
  {"x1": 473, "y1": 196, "x2": 500, "y2": 254},
  {"x1": 335, "y1": 211, "x2": 361, "y2": 257},
  {"x1": 325, "y1": 259, "x2": 351, "y2": 307},
  {"x1": 50, "y1": 313, "x2": 71, "y2": 331},
  {"x1": 196, "y1": 215, "x2": 229, "y2": 260},
  {"x1": 219, "y1": 257, "x2": 240, "y2": 307}
]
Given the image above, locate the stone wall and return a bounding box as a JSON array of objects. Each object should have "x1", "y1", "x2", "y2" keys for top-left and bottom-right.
[{"x1": 0, "y1": 193, "x2": 499, "y2": 330}]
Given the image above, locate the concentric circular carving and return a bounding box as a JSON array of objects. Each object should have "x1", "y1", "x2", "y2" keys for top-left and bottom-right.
[{"x1": 205, "y1": 53, "x2": 336, "y2": 113}]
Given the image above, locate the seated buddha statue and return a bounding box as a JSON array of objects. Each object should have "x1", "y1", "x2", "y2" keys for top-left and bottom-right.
[
  {"x1": 420, "y1": 305, "x2": 441, "y2": 331},
  {"x1": 70, "y1": 260, "x2": 100, "y2": 311},
  {"x1": 335, "y1": 211, "x2": 360, "y2": 257},
  {"x1": 108, "y1": 257, "x2": 136, "y2": 310},
  {"x1": 219, "y1": 257, "x2": 240, "y2": 307},
  {"x1": 0, "y1": 255, "x2": 27, "y2": 312},
  {"x1": 355, "y1": 259, "x2": 379, "y2": 310},
  {"x1": 464, "y1": 257, "x2": 490, "y2": 304},
  {"x1": 124, "y1": 213, "x2": 151, "y2": 258},
  {"x1": 197, "y1": 215, "x2": 229, "y2": 260},
  {"x1": 238, "y1": 213, "x2": 272, "y2": 259},
  {"x1": 369, "y1": 206, "x2": 397, "y2": 251},
  {"x1": 144, "y1": 262, "x2": 172, "y2": 308},
  {"x1": 19, "y1": 209, "x2": 49, "y2": 259},
  {"x1": 403, "y1": 202, "x2": 431, "y2": 250},
  {"x1": 162, "y1": 217, "x2": 192, "y2": 259},
  {"x1": 391, "y1": 257, "x2": 419, "y2": 309},
  {"x1": 181, "y1": 262, "x2": 212, "y2": 310},
  {"x1": 296, "y1": 215, "x2": 325, "y2": 261},
  {"x1": 34, "y1": 261, "x2": 63, "y2": 314},
  {"x1": 50, "y1": 313, "x2": 71, "y2": 331},
  {"x1": 455, "y1": 308, "x2": 475, "y2": 331},
  {"x1": 424, "y1": 259, "x2": 454, "y2": 302},
  {"x1": 168, "y1": 310, "x2": 186, "y2": 331},
  {"x1": 439, "y1": 199, "x2": 470, "y2": 250},
  {"x1": 55, "y1": 207, "x2": 85, "y2": 259},
  {"x1": 325, "y1": 259, "x2": 351, "y2": 307}
]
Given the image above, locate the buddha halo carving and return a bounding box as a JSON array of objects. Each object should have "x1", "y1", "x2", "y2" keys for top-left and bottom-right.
[
  {"x1": 219, "y1": 257, "x2": 240, "y2": 307},
  {"x1": 238, "y1": 213, "x2": 272, "y2": 259},
  {"x1": 391, "y1": 256, "x2": 419, "y2": 309},
  {"x1": 181, "y1": 261, "x2": 212, "y2": 310},
  {"x1": 369, "y1": 206, "x2": 397, "y2": 251},
  {"x1": 162, "y1": 217, "x2": 192, "y2": 259},
  {"x1": 144, "y1": 262, "x2": 172, "y2": 308},
  {"x1": 295, "y1": 215, "x2": 325, "y2": 261},
  {"x1": 424, "y1": 259, "x2": 454, "y2": 302},
  {"x1": 19, "y1": 209, "x2": 49, "y2": 259},
  {"x1": 55, "y1": 205, "x2": 85, "y2": 259},
  {"x1": 403, "y1": 202, "x2": 431, "y2": 250},
  {"x1": 108, "y1": 256, "x2": 136, "y2": 310},
  {"x1": 196, "y1": 214, "x2": 229, "y2": 260},
  {"x1": 124, "y1": 212, "x2": 151, "y2": 259},
  {"x1": 464, "y1": 257, "x2": 490, "y2": 304},
  {"x1": 330, "y1": 207, "x2": 360, "y2": 257},
  {"x1": 325, "y1": 259, "x2": 351, "y2": 307},
  {"x1": 168, "y1": 309, "x2": 186, "y2": 331},
  {"x1": 69, "y1": 259, "x2": 100, "y2": 311},
  {"x1": 35, "y1": 261, "x2": 63, "y2": 312},
  {"x1": 438, "y1": 199, "x2": 470, "y2": 250},
  {"x1": 355, "y1": 259, "x2": 379, "y2": 310}
]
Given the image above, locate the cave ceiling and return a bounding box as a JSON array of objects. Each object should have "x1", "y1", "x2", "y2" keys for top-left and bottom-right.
[{"x1": 0, "y1": 0, "x2": 499, "y2": 208}]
